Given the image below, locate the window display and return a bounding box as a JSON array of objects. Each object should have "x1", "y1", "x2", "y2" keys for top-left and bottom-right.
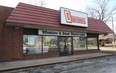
[
  {"x1": 73, "y1": 37, "x2": 86, "y2": 50},
  {"x1": 87, "y1": 38, "x2": 98, "y2": 49},
  {"x1": 23, "y1": 31, "x2": 98, "y2": 55},
  {"x1": 43, "y1": 36, "x2": 58, "y2": 53},
  {"x1": 23, "y1": 35, "x2": 42, "y2": 54}
]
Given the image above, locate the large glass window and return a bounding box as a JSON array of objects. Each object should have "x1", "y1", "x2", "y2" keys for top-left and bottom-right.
[
  {"x1": 73, "y1": 37, "x2": 86, "y2": 50},
  {"x1": 43, "y1": 36, "x2": 58, "y2": 53},
  {"x1": 87, "y1": 38, "x2": 98, "y2": 49},
  {"x1": 23, "y1": 35, "x2": 42, "y2": 54}
]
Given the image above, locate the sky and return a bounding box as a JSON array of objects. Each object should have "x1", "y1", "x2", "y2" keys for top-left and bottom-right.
[
  {"x1": 0, "y1": 0, "x2": 93, "y2": 12},
  {"x1": 0, "y1": 0, "x2": 115, "y2": 11},
  {"x1": 0, "y1": 0, "x2": 116, "y2": 33}
]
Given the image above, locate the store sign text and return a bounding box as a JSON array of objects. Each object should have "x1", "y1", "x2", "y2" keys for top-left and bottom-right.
[
  {"x1": 64, "y1": 10, "x2": 86, "y2": 24},
  {"x1": 61, "y1": 7, "x2": 88, "y2": 27},
  {"x1": 38, "y1": 30, "x2": 86, "y2": 37}
]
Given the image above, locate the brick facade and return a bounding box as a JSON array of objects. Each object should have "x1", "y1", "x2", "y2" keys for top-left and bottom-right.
[
  {"x1": 0, "y1": 3, "x2": 104, "y2": 62},
  {"x1": 0, "y1": 26, "x2": 23, "y2": 62},
  {"x1": 0, "y1": 26, "x2": 100, "y2": 62},
  {"x1": 0, "y1": 6, "x2": 13, "y2": 62}
]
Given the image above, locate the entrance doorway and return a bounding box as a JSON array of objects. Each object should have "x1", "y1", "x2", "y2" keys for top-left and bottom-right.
[{"x1": 58, "y1": 36, "x2": 73, "y2": 56}]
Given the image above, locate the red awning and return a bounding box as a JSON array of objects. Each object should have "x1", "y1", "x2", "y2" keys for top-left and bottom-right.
[{"x1": 6, "y1": 3, "x2": 112, "y2": 34}]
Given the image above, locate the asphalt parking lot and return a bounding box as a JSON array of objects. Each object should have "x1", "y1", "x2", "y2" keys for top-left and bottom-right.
[{"x1": 1, "y1": 55, "x2": 116, "y2": 73}]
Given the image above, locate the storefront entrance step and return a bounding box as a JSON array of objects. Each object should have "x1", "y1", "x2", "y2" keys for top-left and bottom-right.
[{"x1": 0, "y1": 53, "x2": 112, "y2": 71}]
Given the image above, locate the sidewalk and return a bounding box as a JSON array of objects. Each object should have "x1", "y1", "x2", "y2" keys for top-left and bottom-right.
[
  {"x1": 100, "y1": 47, "x2": 116, "y2": 51},
  {"x1": 0, "y1": 53, "x2": 112, "y2": 71}
]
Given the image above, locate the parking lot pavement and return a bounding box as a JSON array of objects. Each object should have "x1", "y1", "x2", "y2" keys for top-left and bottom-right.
[{"x1": 1, "y1": 55, "x2": 116, "y2": 73}]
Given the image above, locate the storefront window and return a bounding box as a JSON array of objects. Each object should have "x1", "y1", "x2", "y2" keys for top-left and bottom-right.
[
  {"x1": 87, "y1": 38, "x2": 98, "y2": 49},
  {"x1": 23, "y1": 35, "x2": 42, "y2": 54},
  {"x1": 73, "y1": 37, "x2": 86, "y2": 50},
  {"x1": 43, "y1": 36, "x2": 58, "y2": 53}
]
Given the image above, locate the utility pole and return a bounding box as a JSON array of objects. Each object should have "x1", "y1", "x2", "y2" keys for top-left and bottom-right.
[{"x1": 112, "y1": 17, "x2": 115, "y2": 47}]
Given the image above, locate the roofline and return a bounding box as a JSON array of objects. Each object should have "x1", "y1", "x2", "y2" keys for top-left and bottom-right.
[{"x1": 5, "y1": 2, "x2": 113, "y2": 34}]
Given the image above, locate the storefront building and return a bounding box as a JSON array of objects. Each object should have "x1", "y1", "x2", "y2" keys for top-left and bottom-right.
[{"x1": 0, "y1": 3, "x2": 112, "y2": 62}]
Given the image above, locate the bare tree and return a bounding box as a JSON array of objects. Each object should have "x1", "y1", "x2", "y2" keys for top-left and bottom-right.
[
  {"x1": 86, "y1": 0, "x2": 116, "y2": 23},
  {"x1": 28, "y1": 0, "x2": 46, "y2": 7}
]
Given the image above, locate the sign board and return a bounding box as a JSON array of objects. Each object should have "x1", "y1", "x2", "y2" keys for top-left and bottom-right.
[
  {"x1": 43, "y1": 46, "x2": 49, "y2": 53},
  {"x1": 38, "y1": 30, "x2": 86, "y2": 37},
  {"x1": 39, "y1": 30, "x2": 59, "y2": 35},
  {"x1": 60, "y1": 7, "x2": 88, "y2": 27}
]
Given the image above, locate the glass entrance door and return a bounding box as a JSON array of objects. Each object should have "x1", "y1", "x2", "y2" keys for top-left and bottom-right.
[{"x1": 58, "y1": 36, "x2": 73, "y2": 56}]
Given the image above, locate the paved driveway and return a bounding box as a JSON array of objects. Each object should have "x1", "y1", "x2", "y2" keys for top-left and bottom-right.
[{"x1": 1, "y1": 55, "x2": 116, "y2": 73}]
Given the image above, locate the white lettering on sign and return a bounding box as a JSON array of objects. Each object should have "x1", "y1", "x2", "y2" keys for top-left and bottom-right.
[{"x1": 61, "y1": 7, "x2": 88, "y2": 27}]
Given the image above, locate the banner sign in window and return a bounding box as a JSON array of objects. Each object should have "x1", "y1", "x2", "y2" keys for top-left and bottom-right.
[
  {"x1": 60, "y1": 7, "x2": 88, "y2": 27},
  {"x1": 38, "y1": 30, "x2": 86, "y2": 37},
  {"x1": 39, "y1": 30, "x2": 59, "y2": 35}
]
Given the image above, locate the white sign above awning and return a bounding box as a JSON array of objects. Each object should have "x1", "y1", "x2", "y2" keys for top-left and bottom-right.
[{"x1": 60, "y1": 7, "x2": 88, "y2": 27}]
